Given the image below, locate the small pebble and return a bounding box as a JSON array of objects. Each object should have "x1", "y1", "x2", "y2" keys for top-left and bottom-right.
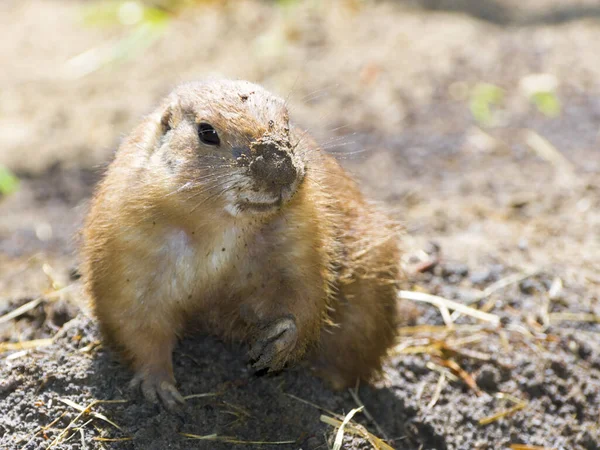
[
  {"x1": 518, "y1": 238, "x2": 528, "y2": 251},
  {"x1": 550, "y1": 359, "x2": 570, "y2": 379},
  {"x1": 470, "y1": 270, "x2": 492, "y2": 285},
  {"x1": 476, "y1": 366, "x2": 500, "y2": 391},
  {"x1": 519, "y1": 279, "x2": 540, "y2": 295},
  {"x1": 441, "y1": 262, "x2": 469, "y2": 279}
]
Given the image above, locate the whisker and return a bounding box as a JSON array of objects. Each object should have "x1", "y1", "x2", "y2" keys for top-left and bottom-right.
[
  {"x1": 188, "y1": 183, "x2": 237, "y2": 214},
  {"x1": 291, "y1": 107, "x2": 340, "y2": 150},
  {"x1": 162, "y1": 171, "x2": 233, "y2": 199},
  {"x1": 181, "y1": 176, "x2": 235, "y2": 204},
  {"x1": 326, "y1": 124, "x2": 352, "y2": 134},
  {"x1": 291, "y1": 127, "x2": 314, "y2": 153},
  {"x1": 305, "y1": 167, "x2": 354, "y2": 183},
  {"x1": 284, "y1": 74, "x2": 301, "y2": 110},
  {"x1": 320, "y1": 132, "x2": 357, "y2": 145},
  {"x1": 321, "y1": 142, "x2": 358, "y2": 151},
  {"x1": 300, "y1": 84, "x2": 339, "y2": 103}
]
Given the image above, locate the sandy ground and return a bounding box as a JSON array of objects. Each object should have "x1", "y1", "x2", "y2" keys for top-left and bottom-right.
[{"x1": 1, "y1": 1, "x2": 599, "y2": 449}]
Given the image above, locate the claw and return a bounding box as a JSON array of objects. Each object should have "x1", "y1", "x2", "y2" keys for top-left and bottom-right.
[
  {"x1": 249, "y1": 316, "x2": 298, "y2": 372},
  {"x1": 130, "y1": 371, "x2": 185, "y2": 411}
]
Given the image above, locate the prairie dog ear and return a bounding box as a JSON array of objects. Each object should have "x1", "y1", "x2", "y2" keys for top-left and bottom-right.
[
  {"x1": 159, "y1": 100, "x2": 183, "y2": 134},
  {"x1": 140, "y1": 100, "x2": 184, "y2": 154}
]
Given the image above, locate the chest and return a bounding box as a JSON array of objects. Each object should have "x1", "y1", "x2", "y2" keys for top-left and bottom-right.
[
  {"x1": 149, "y1": 215, "x2": 318, "y2": 306},
  {"x1": 159, "y1": 227, "x2": 245, "y2": 292}
]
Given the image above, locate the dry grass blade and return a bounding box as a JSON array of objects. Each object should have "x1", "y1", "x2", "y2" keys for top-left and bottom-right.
[
  {"x1": 221, "y1": 401, "x2": 252, "y2": 419},
  {"x1": 49, "y1": 398, "x2": 125, "y2": 448},
  {"x1": 283, "y1": 392, "x2": 338, "y2": 416},
  {"x1": 509, "y1": 444, "x2": 557, "y2": 450},
  {"x1": 78, "y1": 341, "x2": 102, "y2": 353},
  {"x1": 0, "y1": 338, "x2": 53, "y2": 353},
  {"x1": 524, "y1": 129, "x2": 574, "y2": 173},
  {"x1": 180, "y1": 433, "x2": 218, "y2": 440},
  {"x1": 446, "y1": 343, "x2": 514, "y2": 369},
  {"x1": 433, "y1": 357, "x2": 482, "y2": 396},
  {"x1": 427, "y1": 373, "x2": 446, "y2": 409},
  {"x1": 180, "y1": 433, "x2": 297, "y2": 445},
  {"x1": 425, "y1": 361, "x2": 460, "y2": 382},
  {"x1": 479, "y1": 403, "x2": 526, "y2": 425},
  {"x1": 0, "y1": 297, "x2": 44, "y2": 325},
  {"x1": 47, "y1": 402, "x2": 91, "y2": 448},
  {"x1": 64, "y1": 418, "x2": 94, "y2": 445},
  {"x1": 399, "y1": 290, "x2": 500, "y2": 325},
  {"x1": 398, "y1": 334, "x2": 509, "y2": 369},
  {"x1": 19, "y1": 412, "x2": 67, "y2": 450},
  {"x1": 479, "y1": 393, "x2": 528, "y2": 425},
  {"x1": 43, "y1": 412, "x2": 68, "y2": 431},
  {"x1": 0, "y1": 284, "x2": 76, "y2": 325},
  {"x1": 395, "y1": 341, "x2": 444, "y2": 356},
  {"x1": 57, "y1": 398, "x2": 128, "y2": 431},
  {"x1": 286, "y1": 390, "x2": 393, "y2": 449},
  {"x1": 219, "y1": 438, "x2": 298, "y2": 445},
  {"x1": 398, "y1": 324, "x2": 484, "y2": 335},
  {"x1": 348, "y1": 387, "x2": 389, "y2": 442},
  {"x1": 182, "y1": 392, "x2": 219, "y2": 400},
  {"x1": 320, "y1": 414, "x2": 394, "y2": 450},
  {"x1": 92, "y1": 437, "x2": 134, "y2": 442},
  {"x1": 288, "y1": 393, "x2": 394, "y2": 448},
  {"x1": 332, "y1": 406, "x2": 363, "y2": 450},
  {"x1": 452, "y1": 270, "x2": 540, "y2": 319},
  {"x1": 549, "y1": 312, "x2": 600, "y2": 323},
  {"x1": 478, "y1": 270, "x2": 539, "y2": 301}
]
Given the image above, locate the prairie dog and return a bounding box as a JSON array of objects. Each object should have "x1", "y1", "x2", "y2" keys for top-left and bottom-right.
[{"x1": 83, "y1": 79, "x2": 400, "y2": 409}]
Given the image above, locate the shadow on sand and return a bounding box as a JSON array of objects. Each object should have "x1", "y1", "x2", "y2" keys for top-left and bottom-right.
[
  {"x1": 396, "y1": 0, "x2": 600, "y2": 26},
  {"x1": 86, "y1": 327, "x2": 430, "y2": 450}
]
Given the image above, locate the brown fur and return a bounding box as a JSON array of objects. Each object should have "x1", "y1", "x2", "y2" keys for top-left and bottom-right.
[{"x1": 82, "y1": 79, "x2": 400, "y2": 407}]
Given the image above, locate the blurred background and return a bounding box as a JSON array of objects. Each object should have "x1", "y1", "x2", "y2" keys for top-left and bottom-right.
[
  {"x1": 1, "y1": 0, "x2": 599, "y2": 296},
  {"x1": 1, "y1": 1, "x2": 600, "y2": 449}
]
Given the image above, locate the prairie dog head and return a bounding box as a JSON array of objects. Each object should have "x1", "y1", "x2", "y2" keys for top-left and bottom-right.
[{"x1": 144, "y1": 79, "x2": 306, "y2": 217}]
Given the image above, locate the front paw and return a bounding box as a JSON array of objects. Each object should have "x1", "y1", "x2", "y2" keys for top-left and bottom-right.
[
  {"x1": 130, "y1": 371, "x2": 185, "y2": 411},
  {"x1": 249, "y1": 316, "x2": 298, "y2": 371}
]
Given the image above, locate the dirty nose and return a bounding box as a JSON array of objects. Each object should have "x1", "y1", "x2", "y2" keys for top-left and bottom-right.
[{"x1": 249, "y1": 138, "x2": 297, "y2": 188}]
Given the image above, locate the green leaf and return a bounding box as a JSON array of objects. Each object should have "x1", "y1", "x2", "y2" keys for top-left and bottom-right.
[
  {"x1": 275, "y1": 0, "x2": 301, "y2": 6},
  {"x1": 0, "y1": 166, "x2": 19, "y2": 195},
  {"x1": 143, "y1": 7, "x2": 170, "y2": 25},
  {"x1": 531, "y1": 91, "x2": 561, "y2": 118},
  {"x1": 81, "y1": 1, "x2": 124, "y2": 26},
  {"x1": 109, "y1": 21, "x2": 169, "y2": 63},
  {"x1": 469, "y1": 83, "x2": 504, "y2": 126},
  {"x1": 82, "y1": 1, "x2": 170, "y2": 27}
]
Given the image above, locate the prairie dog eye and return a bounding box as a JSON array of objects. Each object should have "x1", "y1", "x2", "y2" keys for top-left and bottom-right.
[{"x1": 198, "y1": 123, "x2": 220, "y2": 146}]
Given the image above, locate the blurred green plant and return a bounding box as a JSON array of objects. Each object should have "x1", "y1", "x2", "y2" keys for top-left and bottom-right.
[
  {"x1": 67, "y1": 1, "x2": 174, "y2": 78},
  {"x1": 0, "y1": 166, "x2": 19, "y2": 196},
  {"x1": 468, "y1": 75, "x2": 561, "y2": 126},
  {"x1": 82, "y1": 1, "x2": 170, "y2": 27},
  {"x1": 68, "y1": 0, "x2": 317, "y2": 77},
  {"x1": 520, "y1": 73, "x2": 561, "y2": 118},
  {"x1": 274, "y1": 0, "x2": 301, "y2": 5},
  {"x1": 469, "y1": 83, "x2": 504, "y2": 126},
  {"x1": 530, "y1": 91, "x2": 561, "y2": 117}
]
